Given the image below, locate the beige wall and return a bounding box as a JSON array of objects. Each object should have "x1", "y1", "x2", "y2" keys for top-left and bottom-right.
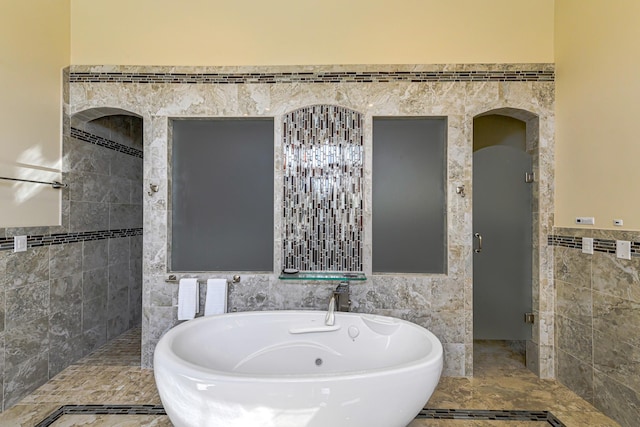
[
  {"x1": 0, "y1": 0, "x2": 554, "y2": 227},
  {"x1": 70, "y1": 0, "x2": 554, "y2": 65},
  {"x1": 18, "y1": 1, "x2": 640, "y2": 231},
  {"x1": 555, "y1": 0, "x2": 640, "y2": 230},
  {"x1": 0, "y1": 0, "x2": 70, "y2": 227}
]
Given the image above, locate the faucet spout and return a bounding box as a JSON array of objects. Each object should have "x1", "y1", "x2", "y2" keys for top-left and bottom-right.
[
  {"x1": 325, "y1": 296, "x2": 336, "y2": 326},
  {"x1": 333, "y1": 282, "x2": 351, "y2": 312}
]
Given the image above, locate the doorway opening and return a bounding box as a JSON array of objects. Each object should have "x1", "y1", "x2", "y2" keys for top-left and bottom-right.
[
  {"x1": 68, "y1": 107, "x2": 144, "y2": 359},
  {"x1": 472, "y1": 112, "x2": 537, "y2": 373}
]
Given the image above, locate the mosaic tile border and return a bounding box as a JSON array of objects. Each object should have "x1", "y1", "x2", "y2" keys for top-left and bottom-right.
[
  {"x1": 35, "y1": 405, "x2": 566, "y2": 426},
  {"x1": 417, "y1": 409, "x2": 565, "y2": 426},
  {"x1": 283, "y1": 105, "x2": 364, "y2": 272},
  {"x1": 70, "y1": 127, "x2": 144, "y2": 158},
  {"x1": 35, "y1": 405, "x2": 166, "y2": 427},
  {"x1": 0, "y1": 228, "x2": 143, "y2": 251},
  {"x1": 548, "y1": 234, "x2": 640, "y2": 257},
  {"x1": 69, "y1": 69, "x2": 554, "y2": 84}
]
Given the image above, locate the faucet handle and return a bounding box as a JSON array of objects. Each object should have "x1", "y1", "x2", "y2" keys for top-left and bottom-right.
[
  {"x1": 328, "y1": 295, "x2": 336, "y2": 307},
  {"x1": 325, "y1": 296, "x2": 336, "y2": 326}
]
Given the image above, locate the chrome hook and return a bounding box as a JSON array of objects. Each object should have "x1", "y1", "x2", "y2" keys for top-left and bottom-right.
[{"x1": 148, "y1": 183, "x2": 159, "y2": 196}]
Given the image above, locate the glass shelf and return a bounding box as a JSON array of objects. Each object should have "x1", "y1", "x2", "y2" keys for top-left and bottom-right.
[{"x1": 278, "y1": 271, "x2": 366, "y2": 281}]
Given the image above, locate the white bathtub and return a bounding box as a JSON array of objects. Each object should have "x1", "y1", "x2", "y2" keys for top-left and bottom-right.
[{"x1": 154, "y1": 310, "x2": 443, "y2": 427}]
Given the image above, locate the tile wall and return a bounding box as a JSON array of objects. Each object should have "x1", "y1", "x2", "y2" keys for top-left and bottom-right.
[
  {"x1": 0, "y1": 114, "x2": 143, "y2": 411},
  {"x1": 66, "y1": 63, "x2": 555, "y2": 379},
  {"x1": 552, "y1": 227, "x2": 640, "y2": 426}
]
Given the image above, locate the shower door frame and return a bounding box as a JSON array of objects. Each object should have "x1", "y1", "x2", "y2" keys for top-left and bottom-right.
[{"x1": 469, "y1": 107, "x2": 553, "y2": 378}]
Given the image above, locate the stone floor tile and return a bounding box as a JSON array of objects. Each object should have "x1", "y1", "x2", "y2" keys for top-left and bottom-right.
[{"x1": 0, "y1": 331, "x2": 622, "y2": 427}]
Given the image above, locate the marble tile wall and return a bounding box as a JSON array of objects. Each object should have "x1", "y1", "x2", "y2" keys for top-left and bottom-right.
[
  {"x1": 66, "y1": 63, "x2": 555, "y2": 379},
  {"x1": 553, "y1": 227, "x2": 640, "y2": 427},
  {"x1": 0, "y1": 115, "x2": 143, "y2": 412}
]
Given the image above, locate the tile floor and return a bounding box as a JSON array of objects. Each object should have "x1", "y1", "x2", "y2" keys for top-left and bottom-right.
[{"x1": 0, "y1": 328, "x2": 620, "y2": 426}]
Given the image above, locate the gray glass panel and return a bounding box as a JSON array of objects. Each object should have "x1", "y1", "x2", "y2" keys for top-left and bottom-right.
[
  {"x1": 171, "y1": 119, "x2": 274, "y2": 271},
  {"x1": 372, "y1": 117, "x2": 447, "y2": 273},
  {"x1": 473, "y1": 145, "x2": 532, "y2": 340}
]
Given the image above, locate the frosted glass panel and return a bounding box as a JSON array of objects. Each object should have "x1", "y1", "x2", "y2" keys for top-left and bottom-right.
[
  {"x1": 473, "y1": 145, "x2": 532, "y2": 340},
  {"x1": 171, "y1": 119, "x2": 274, "y2": 271},
  {"x1": 372, "y1": 117, "x2": 446, "y2": 273}
]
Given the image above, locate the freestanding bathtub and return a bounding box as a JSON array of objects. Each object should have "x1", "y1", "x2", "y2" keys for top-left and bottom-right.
[{"x1": 154, "y1": 310, "x2": 443, "y2": 427}]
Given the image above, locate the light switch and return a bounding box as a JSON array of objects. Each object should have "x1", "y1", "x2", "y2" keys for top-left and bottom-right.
[
  {"x1": 582, "y1": 237, "x2": 594, "y2": 254},
  {"x1": 13, "y1": 235, "x2": 27, "y2": 253},
  {"x1": 616, "y1": 240, "x2": 631, "y2": 260}
]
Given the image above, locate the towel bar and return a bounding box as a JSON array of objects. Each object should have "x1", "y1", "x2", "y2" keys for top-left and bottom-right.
[
  {"x1": 0, "y1": 176, "x2": 68, "y2": 188},
  {"x1": 165, "y1": 274, "x2": 240, "y2": 284}
]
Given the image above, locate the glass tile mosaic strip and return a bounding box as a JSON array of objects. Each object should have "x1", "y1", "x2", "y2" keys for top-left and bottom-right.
[
  {"x1": 548, "y1": 234, "x2": 640, "y2": 257},
  {"x1": 283, "y1": 105, "x2": 363, "y2": 272},
  {"x1": 416, "y1": 409, "x2": 566, "y2": 426},
  {"x1": 69, "y1": 69, "x2": 554, "y2": 84},
  {"x1": 547, "y1": 235, "x2": 581, "y2": 249},
  {"x1": 0, "y1": 228, "x2": 143, "y2": 251},
  {"x1": 593, "y1": 238, "x2": 617, "y2": 254},
  {"x1": 71, "y1": 127, "x2": 144, "y2": 158}
]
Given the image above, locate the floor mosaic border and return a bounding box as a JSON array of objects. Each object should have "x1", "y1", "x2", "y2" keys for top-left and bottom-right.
[
  {"x1": 35, "y1": 405, "x2": 167, "y2": 427},
  {"x1": 35, "y1": 405, "x2": 566, "y2": 426},
  {"x1": 416, "y1": 409, "x2": 566, "y2": 426}
]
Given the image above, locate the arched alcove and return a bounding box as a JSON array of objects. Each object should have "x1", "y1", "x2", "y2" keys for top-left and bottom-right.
[
  {"x1": 475, "y1": 108, "x2": 539, "y2": 153},
  {"x1": 473, "y1": 115, "x2": 527, "y2": 152},
  {"x1": 471, "y1": 106, "x2": 553, "y2": 378},
  {"x1": 65, "y1": 107, "x2": 144, "y2": 358},
  {"x1": 71, "y1": 106, "x2": 142, "y2": 123}
]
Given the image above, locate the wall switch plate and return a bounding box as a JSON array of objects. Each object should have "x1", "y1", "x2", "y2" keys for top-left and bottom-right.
[
  {"x1": 582, "y1": 237, "x2": 594, "y2": 254},
  {"x1": 13, "y1": 235, "x2": 27, "y2": 253},
  {"x1": 616, "y1": 240, "x2": 631, "y2": 260},
  {"x1": 575, "y1": 217, "x2": 595, "y2": 225}
]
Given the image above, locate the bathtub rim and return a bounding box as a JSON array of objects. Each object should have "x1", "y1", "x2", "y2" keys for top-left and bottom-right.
[{"x1": 154, "y1": 310, "x2": 444, "y2": 383}]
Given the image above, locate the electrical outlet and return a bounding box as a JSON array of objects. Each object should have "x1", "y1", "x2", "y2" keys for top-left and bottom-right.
[
  {"x1": 616, "y1": 240, "x2": 631, "y2": 260},
  {"x1": 582, "y1": 237, "x2": 594, "y2": 254},
  {"x1": 13, "y1": 235, "x2": 27, "y2": 253}
]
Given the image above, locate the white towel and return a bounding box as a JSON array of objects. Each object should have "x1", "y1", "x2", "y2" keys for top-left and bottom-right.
[
  {"x1": 205, "y1": 279, "x2": 228, "y2": 316},
  {"x1": 177, "y1": 278, "x2": 199, "y2": 320}
]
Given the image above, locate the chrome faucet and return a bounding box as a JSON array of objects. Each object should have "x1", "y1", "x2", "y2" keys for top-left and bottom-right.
[
  {"x1": 325, "y1": 296, "x2": 336, "y2": 326},
  {"x1": 325, "y1": 282, "x2": 351, "y2": 326},
  {"x1": 333, "y1": 282, "x2": 351, "y2": 312}
]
